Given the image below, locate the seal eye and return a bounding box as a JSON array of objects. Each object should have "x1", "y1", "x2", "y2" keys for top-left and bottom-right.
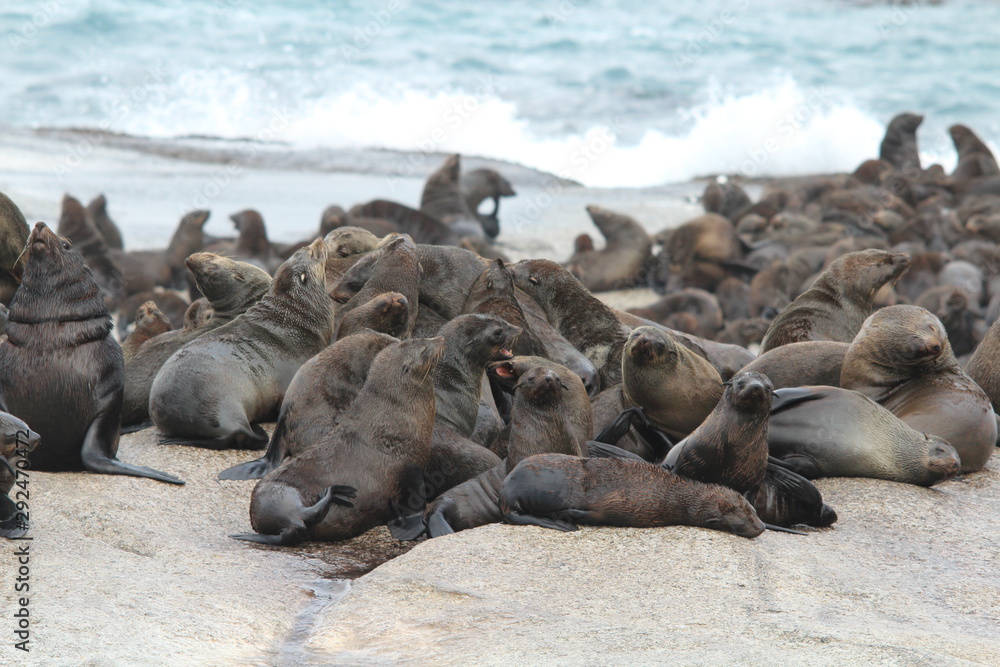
[
  {"x1": 60, "y1": 241, "x2": 71, "y2": 250},
  {"x1": 299, "y1": 273, "x2": 308, "y2": 284}
]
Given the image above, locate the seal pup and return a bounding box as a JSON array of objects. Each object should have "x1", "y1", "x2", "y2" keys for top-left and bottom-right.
[
  {"x1": 499, "y1": 454, "x2": 765, "y2": 538},
  {"x1": 85, "y1": 194, "x2": 124, "y2": 250},
  {"x1": 121, "y1": 301, "x2": 172, "y2": 362},
  {"x1": 150, "y1": 239, "x2": 334, "y2": 450},
  {"x1": 840, "y1": 305, "x2": 996, "y2": 472},
  {"x1": 879, "y1": 112, "x2": 923, "y2": 173},
  {"x1": 759, "y1": 249, "x2": 911, "y2": 353},
  {"x1": 232, "y1": 337, "x2": 444, "y2": 545},
  {"x1": 122, "y1": 253, "x2": 272, "y2": 429},
  {"x1": 463, "y1": 259, "x2": 546, "y2": 357},
  {"x1": 768, "y1": 386, "x2": 962, "y2": 486},
  {"x1": 565, "y1": 205, "x2": 653, "y2": 292},
  {"x1": 461, "y1": 167, "x2": 516, "y2": 238},
  {"x1": 424, "y1": 358, "x2": 591, "y2": 536},
  {"x1": 219, "y1": 331, "x2": 399, "y2": 481},
  {"x1": 0, "y1": 223, "x2": 181, "y2": 483},
  {"x1": 0, "y1": 192, "x2": 29, "y2": 304},
  {"x1": 739, "y1": 341, "x2": 849, "y2": 389},
  {"x1": 511, "y1": 259, "x2": 628, "y2": 389},
  {"x1": 332, "y1": 235, "x2": 421, "y2": 338}
]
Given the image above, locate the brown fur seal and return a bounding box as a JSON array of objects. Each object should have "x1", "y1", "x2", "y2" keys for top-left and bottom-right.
[
  {"x1": 461, "y1": 167, "x2": 516, "y2": 239},
  {"x1": 85, "y1": 194, "x2": 124, "y2": 250},
  {"x1": 121, "y1": 253, "x2": 272, "y2": 428},
  {"x1": 348, "y1": 199, "x2": 458, "y2": 246},
  {"x1": 333, "y1": 234, "x2": 421, "y2": 338},
  {"x1": 511, "y1": 259, "x2": 628, "y2": 389},
  {"x1": 768, "y1": 386, "x2": 961, "y2": 486},
  {"x1": 515, "y1": 289, "x2": 599, "y2": 395},
  {"x1": 627, "y1": 288, "x2": 723, "y2": 340},
  {"x1": 702, "y1": 181, "x2": 753, "y2": 221},
  {"x1": 879, "y1": 112, "x2": 923, "y2": 173},
  {"x1": 499, "y1": 454, "x2": 765, "y2": 538},
  {"x1": 121, "y1": 301, "x2": 172, "y2": 362},
  {"x1": 565, "y1": 205, "x2": 652, "y2": 292},
  {"x1": 219, "y1": 330, "x2": 399, "y2": 481},
  {"x1": 58, "y1": 194, "x2": 125, "y2": 303},
  {"x1": 619, "y1": 326, "x2": 723, "y2": 443},
  {"x1": 420, "y1": 154, "x2": 484, "y2": 238},
  {"x1": 324, "y1": 226, "x2": 380, "y2": 258},
  {"x1": 841, "y1": 305, "x2": 996, "y2": 472},
  {"x1": 116, "y1": 290, "x2": 189, "y2": 335},
  {"x1": 966, "y1": 317, "x2": 1000, "y2": 417},
  {"x1": 759, "y1": 249, "x2": 911, "y2": 352},
  {"x1": 150, "y1": 239, "x2": 334, "y2": 449},
  {"x1": 424, "y1": 359, "x2": 590, "y2": 536},
  {"x1": 464, "y1": 259, "x2": 546, "y2": 357},
  {"x1": 950, "y1": 124, "x2": 999, "y2": 183},
  {"x1": 337, "y1": 291, "x2": 411, "y2": 339},
  {"x1": 658, "y1": 213, "x2": 742, "y2": 291},
  {"x1": 0, "y1": 223, "x2": 181, "y2": 483},
  {"x1": 0, "y1": 192, "x2": 29, "y2": 304},
  {"x1": 182, "y1": 298, "x2": 213, "y2": 330},
  {"x1": 740, "y1": 341, "x2": 848, "y2": 389},
  {"x1": 232, "y1": 337, "x2": 445, "y2": 545},
  {"x1": 207, "y1": 209, "x2": 280, "y2": 274}
]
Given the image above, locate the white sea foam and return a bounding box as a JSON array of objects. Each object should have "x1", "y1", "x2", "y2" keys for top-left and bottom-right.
[{"x1": 120, "y1": 74, "x2": 960, "y2": 187}]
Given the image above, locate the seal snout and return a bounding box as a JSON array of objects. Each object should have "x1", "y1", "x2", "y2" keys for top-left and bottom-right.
[{"x1": 29, "y1": 222, "x2": 60, "y2": 255}]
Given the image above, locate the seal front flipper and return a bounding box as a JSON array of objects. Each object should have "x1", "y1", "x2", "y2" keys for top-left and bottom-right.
[
  {"x1": 218, "y1": 418, "x2": 290, "y2": 480},
  {"x1": 120, "y1": 420, "x2": 153, "y2": 435},
  {"x1": 768, "y1": 453, "x2": 822, "y2": 479},
  {"x1": 585, "y1": 440, "x2": 645, "y2": 461},
  {"x1": 593, "y1": 406, "x2": 642, "y2": 445},
  {"x1": 626, "y1": 406, "x2": 675, "y2": 462},
  {"x1": 80, "y1": 395, "x2": 185, "y2": 485},
  {"x1": 504, "y1": 509, "x2": 578, "y2": 532},
  {"x1": 770, "y1": 387, "x2": 828, "y2": 413}
]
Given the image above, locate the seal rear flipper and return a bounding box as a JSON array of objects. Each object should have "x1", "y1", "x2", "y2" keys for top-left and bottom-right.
[
  {"x1": 585, "y1": 440, "x2": 645, "y2": 461},
  {"x1": 388, "y1": 467, "x2": 428, "y2": 541},
  {"x1": 81, "y1": 400, "x2": 185, "y2": 485},
  {"x1": 764, "y1": 523, "x2": 808, "y2": 535},
  {"x1": 120, "y1": 420, "x2": 154, "y2": 435},
  {"x1": 158, "y1": 427, "x2": 268, "y2": 451},
  {"x1": 593, "y1": 406, "x2": 641, "y2": 445},
  {"x1": 770, "y1": 387, "x2": 827, "y2": 414},
  {"x1": 426, "y1": 508, "x2": 456, "y2": 538},
  {"x1": 0, "y1": 491, "x2": 17, "y2": 522},
  {"x1": 217, "y1": 418, "x2": 292, "y2": 480},
  {"x1": 231, "y1": 526, "x2": 306, "y2": 546},
  {"x1": 387, "y1": 514, "x2": 427, "y2": 541},
  {"x1": 504, "y1": 510, "x2": 578, "y2": 532},
  {"x1": 768, "y1": 453, "x2": 822, "y2": 479}
]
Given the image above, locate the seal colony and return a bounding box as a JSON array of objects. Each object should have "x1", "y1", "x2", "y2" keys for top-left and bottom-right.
[{"x1": 0, "y1": 117, "x2": 996, "y2": 547}]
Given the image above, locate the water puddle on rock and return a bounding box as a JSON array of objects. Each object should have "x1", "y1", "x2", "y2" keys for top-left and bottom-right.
[{"x1": 278, "y1": 577, "x2": 352, "y2": 664}]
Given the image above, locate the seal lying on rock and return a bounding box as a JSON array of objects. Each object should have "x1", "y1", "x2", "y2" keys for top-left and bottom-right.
[
  {"x1": 0, "y1": 223, "x2": 181, "y2": 484},
  {"x1": 499, "y1": 454, "x2": 765, "y2": 538},
  {"x1": 232, "y1": 337, "x2": 445, "y2": 545},
  {"x1": 150, "y1": 240, "x2": 334, "y2": 450}
]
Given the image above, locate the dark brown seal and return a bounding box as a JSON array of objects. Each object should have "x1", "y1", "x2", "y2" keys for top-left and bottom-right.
[
  {"x1": 121, "y1": 253, "x2": 272, "y2": 428},
  {"x1": 879, "y1": 112, "x2": 923, "y2": 173},
  {"x1": 218, "y1": 330, "x2": 399, "y2": 481},
  {"x1": 420, "y1": 154, "x2": 484, "y2": 238},
  {"x1": 565, "y1": 205, "x2": 652, "y2": 292},
  {"x1": 232, "y1": 337, "x2": 444, "y2": 545},
  {"x1": 461, "y1": 167, "x2": 516, "y2": 239},
  {"x1": 511, "y1": 259, "x2": 628, "y2": 389},
  {"x1": 759, "y1": 249, "x2": 911, "y2": 353},
  {"x1": 85, "y1": 194, "x2": 124, "y2": 250},
  {"x1": 739, "y1": 341, "x2": 849, "y2": 389},
  {"x1": 150, "y1": 239, "x2": 334, "y2": 449},
  {"x1": 0, "y1": 223, "x2": 181, "y2": 483},
  {"x1": 463, "y1": 259, "x2": 546, "y2": 357},
  {"x1": 0, "y1": 192, "x2": 29, "y2": 305},
  {"x1": 337, "y1": 291, "x2": 411, "y2": 339},
  {"x1": 121, "y1": 301, "x2": 172, "y2": 362},
  {"x1": 840, "y1": 305, "x2": 996, "y2": 472},
  {"x1": 424, "y1": 359, "x2": 591, "y2": 536},
  {"x1": 332, "y1": 234, "x2": 421, "y2": 337},
  {"x1": 499, "y1": 454, "x2": 765, "y2": 538},
  {"x1": 768, "y1": 385, "x2": 961, "y2": 486},
  {"x1": 967, "y1": 317, "x2": 1000, "y2": 417}
]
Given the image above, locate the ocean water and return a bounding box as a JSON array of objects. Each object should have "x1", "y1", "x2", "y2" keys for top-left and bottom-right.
[{"x1": 2, "y1": 0, "x2": 999, "y2": 187}]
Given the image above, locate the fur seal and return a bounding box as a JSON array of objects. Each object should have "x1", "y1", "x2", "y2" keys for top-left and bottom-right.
[
  {"x1": 461, "y1": 167, "x2": 516, "y2": 238},
  {"x1": 619, "y1": 326, "x2": 723, "y2": 444},
  {"x1": 57, "y1": 195, "x2": 124, "y2": 303},
  {"x1": 420, "y1": 154, "x2": 484, "y2": 238},
  {"x1": 511, "y1": 259, "x2": 628, "y2": 389},
  {"x1": 182, "y1": 298, "x2": 213, "y2": 330},
  {"x1": 232, "y1": 337, "x2": 445, "y2": 545},
  {"x1": 116, "y1": 290, "x2": 189, "y2": 335},
  {"x1": 950, "y1": 124, "x2": 999, "y2": 183},
  {"x1": 0, "y1": 223, "x2": 181, "y2": 483},
  {"x1": 218, "y1": 330, "x2": 398, "y2": 481},
  {"x1": 121, "y1": 301, "x2": 172, "y2": 362},
  {"x1": 0, "y1": 192, "x2": 29, "y2": 304},
  {"x1": 121, "y1": 253, "x2": 272, "y2": 428},
  {"x1": 337, "y1": 291, "x2": 411, "y2": 339},
  {"x1": 966, "y1": 317, "x2": 1000, "y2": 415},
  {"x1": 347, "y1": 199, "x2": 458, "y2": 246},
  {"x1": 739, "y1": 341, "x2": 848, "y2": 389},
  {"x1": 85, "y1": 194, "x2": 124, "y2": 250},
  {"x1": 759, "y1": 249, "x2": 911, "y2": 353},
  {"x1": 333, "y1": 235, "x2": 420, "y2": 338},
  {"x1": 840, "y1": 305, "x2": 996, "y2": 472},
  {"x1": 879, "y1": 113, "x2": 923, "y2": 173},
  {"x1": 150, "y1": 239, "x2": 334, "y2": 449},
  {"x1": 656, "y1": 213, "x2": 743, "y2": 291},
  {"x1": 499, "y1": 454, "x2": 765, "y2": 538},
  {"x1": 515, "y1": 289, "x2": 599, "y2": 394},
  {"x1": 464, "y1": 259, "x2": 546, "y2": 357},
  {"x1": 628, "y1": 288, "x2": 723, "y2": 340},
  {"x1": 0, "y1": 412, "x2": 40, "y2": 538},
  {"x1": 565, "y1": 205, "x2": 652, "y2": 292},
  {"x1": 768, "y1": 386, "x2": 961, "y2": 486},
  {"x1": 424, "y1": 359, "x2": 590, "y2": 536}
]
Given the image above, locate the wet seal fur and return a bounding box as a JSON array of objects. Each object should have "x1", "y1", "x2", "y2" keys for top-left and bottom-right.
[
  {"x1": 841, "y1": 305, "x2": 996, "y2": 472},
  {"x1": 150, "y1": 240, "x2": 334, "y2": 449},
  {"x1": 232, "y1": 337, "x2": 445, "y2": 545},
  {"x1": 499, "y1": 454, "x2": 765, "y2": 538},
  {"x1": 0, "y1": 223, "x2": 181, "y2": 483}
]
